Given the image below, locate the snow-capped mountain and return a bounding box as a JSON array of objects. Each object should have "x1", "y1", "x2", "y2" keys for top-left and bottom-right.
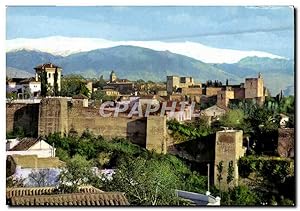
[{"x1": 6, "y1": 36, "x2": 285, "y2": 64}]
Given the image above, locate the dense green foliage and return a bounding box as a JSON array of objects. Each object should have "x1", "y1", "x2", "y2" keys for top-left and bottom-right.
[
  {"x1": 91, "y1": 90, "x2": 116, "y2": 102},
  {"x1": 6, "y1": 92, "x2": 18, "y2": 100},
  {"x1": 238, "y1": 156, "x2": 295, "y2": 204},
  {"x1": 104, "y1": 157, "x2": 182, "y2": 205},
  {"x1": 60, "y1": 74, "x2": 90, "y2": 97},
  {"x1": 167, "y1": 118, "x2": 213, "y2": 143},
  {"x1": 219, "y1": 109, "x2": 245, "y2": 129},
  {"x1": 45, "y1": 132, "x2": 208, "y2": 205},
  {"x1": 58, "y1": 154, "x2": 93, "y2": 192},
  {"x1": 221, "y1": 186, "x2": 260, "y2": 206},
  {"x1": 53, "y1": 68, "x2": 59, "y2": 96},
  {"x1": 41, "y1": 94, "x2": 295, "y2": 206},
  {"x1": 165, "y1": 96, "x2": 295, "y2": 206},
  {"x1": 227, "y1": 96, "x2": 295, "y2": 155},
  {"x1": 40, "y1": 71, "x2": 48, "y2": 97},
  {"x1": 93, "y1": 75, "x2": 106, "y2": 90},
  {"x1": 239, "y1": 156, "x2": 294, "y2": 185}
]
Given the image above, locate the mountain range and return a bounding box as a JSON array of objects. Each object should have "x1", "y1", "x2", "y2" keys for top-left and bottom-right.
[
  {"x1": 6, "y1": 36, "x2": 285, "y2": 63},
  {"x1": 6, "y1": 46, "x2": 294, "y2": 96}
]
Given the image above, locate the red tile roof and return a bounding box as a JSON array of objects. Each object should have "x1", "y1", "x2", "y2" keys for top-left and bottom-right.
[
  {"x1": 9, "y1": 137, "x2": 40, "y2": 151},
  {"x1": 10, "y1": 192, "x2": 129, "y2": 206},
  {"x1": 34, "y1": 63, "x2": 61, "y2": 70},
  {"x1": 7, "y1": 186, "x2": 129, "y2": 206}
]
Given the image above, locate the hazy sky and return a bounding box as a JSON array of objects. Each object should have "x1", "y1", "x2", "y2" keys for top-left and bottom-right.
[{"x1": 6, "y1": 6, "x2": 294, "y2": 59}]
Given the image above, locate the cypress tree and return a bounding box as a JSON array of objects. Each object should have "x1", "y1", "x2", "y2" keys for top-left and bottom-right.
[
  {"x1": 54, "y1": 68, "x2": 59, "y2": 96},
  {"x1": 41, "y1": 71, "x2": 48, "y2": 97}
]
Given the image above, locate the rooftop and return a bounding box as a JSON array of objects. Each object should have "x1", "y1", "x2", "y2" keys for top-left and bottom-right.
[
  {"x1": 7, "y1": 186, "x2": 129, "y2": 206},
  {"x1": 34, "y1": 63, "x2": 61, "y2": 70},
  {"x1": 9, "y1": 192, "x2": 129, "y2": 206},
  {"x1": 19, "y1": 77, "x2": 40, "y2": 84},
  {"x1": 9, "y1": 137, "x2": 40, "y2": 151},
  {"x1": 6, "y1": 186, "x2": 103, "y2": 199}
]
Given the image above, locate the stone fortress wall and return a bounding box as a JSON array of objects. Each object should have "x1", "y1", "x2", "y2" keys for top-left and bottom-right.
[
  {"x1": 6, "y1": 103, "x2": 40, "y2": 137},
  {"x1": 7, "y1": 97, "x2": 167, "y2": 153},
  {"x1": 7, "y1": 98, "x2": 248, "y2": 185}
]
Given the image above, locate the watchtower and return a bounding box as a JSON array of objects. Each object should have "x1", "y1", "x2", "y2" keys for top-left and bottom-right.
[{"x1": 214, "y1": 130, "x2": 245, "y2": 190}]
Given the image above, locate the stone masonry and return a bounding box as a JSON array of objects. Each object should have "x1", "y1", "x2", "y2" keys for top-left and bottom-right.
[
  {"x1": 16, "y1": 97, "x2": 168, "y2": 154},
  {"x1": 278, "y1": 128, "x2": 294, "y2": 158},
  {"x1": 214, "y1": 130, "x2": 245, "y2": 190},
  {"x1": 6, "y1": 103, "x2": 39, "y2": 137}
]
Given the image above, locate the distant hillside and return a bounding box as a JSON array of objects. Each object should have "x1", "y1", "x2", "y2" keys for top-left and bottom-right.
[
  {"x1": 6, "y1": 47, "x2": 294, "y2": 96},
  {"x1": 6, "y1": 46, "x2": 240, "y2": 83},
  {"x1": 212, "y1": 56, "x2": 294, "y2": 95},
  {"x1": 6, "y1": 49, "x2": 63, "y2": 72},
  {"x1": 6, "y1": 67, "x2": 34, "y2": 78}
]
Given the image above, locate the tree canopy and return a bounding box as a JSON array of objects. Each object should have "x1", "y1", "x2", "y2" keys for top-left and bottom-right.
[{"x1": 60, "y1": 74, "x2": 90, "y2": 97}]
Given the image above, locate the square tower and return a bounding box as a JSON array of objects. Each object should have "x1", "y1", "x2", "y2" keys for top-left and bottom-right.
[
  {"x1": 245, "y1": 73, "x2": 264, "y2": 99},
  {"x1": 34, "y1": 63, "x2": 62, "y2": 92},
  {"x1": 217, "y1": 88, "x2": 234, "y2": 107},
  {"x1": 214, "y1": 130, "x2": 245, "y2": 190},
  {"x1": 166, "y1": 76, "x2": 180, "y2": 94}
]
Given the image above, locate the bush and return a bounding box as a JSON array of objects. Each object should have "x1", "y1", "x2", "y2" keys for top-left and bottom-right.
[{"x1": 56, "y1": 148, "x2": 70, "y2": 162}]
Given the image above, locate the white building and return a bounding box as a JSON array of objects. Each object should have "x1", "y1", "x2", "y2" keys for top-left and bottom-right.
[
  {"x1": 6, "y1": 137, "x2": 55, "y2": 158},
  {"x1": 6, "y1": 154, "x2": 63, "y2": 187},
  {"x1": 6, "y1": 77, "x2": 41, "y2": 98},
  {"x1": 21, "y1": 77, "x2": 41, "y2": 97},
  {"x1": 200, "y1": 105, "x2": 227, "y2": 120},
  {"x1": 34, "y1": 63, "x2": 62, "y2": 92}
]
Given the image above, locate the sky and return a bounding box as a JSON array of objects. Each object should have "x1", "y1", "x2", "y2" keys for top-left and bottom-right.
[{"x1": 6, "y1": 6, "x2": 294, "y2": 59}]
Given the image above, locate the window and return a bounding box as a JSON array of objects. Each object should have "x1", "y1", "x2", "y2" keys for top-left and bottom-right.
[{"x1": 48, "y1": 73, "x2": 51, "y2": 78}]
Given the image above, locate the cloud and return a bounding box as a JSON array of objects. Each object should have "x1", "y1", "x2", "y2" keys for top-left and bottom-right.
[{"x1": 6, "y1": 36, "x2": 286, "y2": 63}]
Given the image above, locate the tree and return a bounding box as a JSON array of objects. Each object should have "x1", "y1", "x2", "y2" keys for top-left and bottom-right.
[
  {"x1": 91, "y1": 90, "x2": 116, "y2": 102},
  {"x1": 58, "y1": 154, "x2": 93, "y2": 192},
  {"x1": 60, "y1": 75, "x2": 90, "y2": 97},
  {"x1": 6, "y1": 92, "x2": 17, "y2": 100},
  {"x1": 56, "y1": 148, "x2": 70, "y2": 162},
  {"x1": 97, "y1": 152, "x2": 112, "y2": 168},
  {"x1": 53, "y1": 68, "x2": 59, "y2": 96},
  {"x1": 219, "y1": 109, "x2": 245, "y2": 129},
  {"x1": 93, "y1": 75, "x2": 107, "y2": 90},
  {"x1": 104, "y1": 157, "x2": 181, "y2": 205},
  {"x1": 23, "y1": 86, "x2": 32, "y2": 99},
  {"x1": 227, "y1": 161, "x2": 234, "y2": 186},
  {"x1": 226, "y1": 186, "x2": 259, "y2": 205},
  {"x1": 28, "y1": 169, "x2": 52, "y2": 187},
  {"x1": 216, "y1": 161, "x2": 224, "y2": 193},
  {"x1": 226, "y1": 160, "x2": 234, "y2": 204},
  {"x1": 40, "y1": 71, "x2": 48, "y2": 97}
]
